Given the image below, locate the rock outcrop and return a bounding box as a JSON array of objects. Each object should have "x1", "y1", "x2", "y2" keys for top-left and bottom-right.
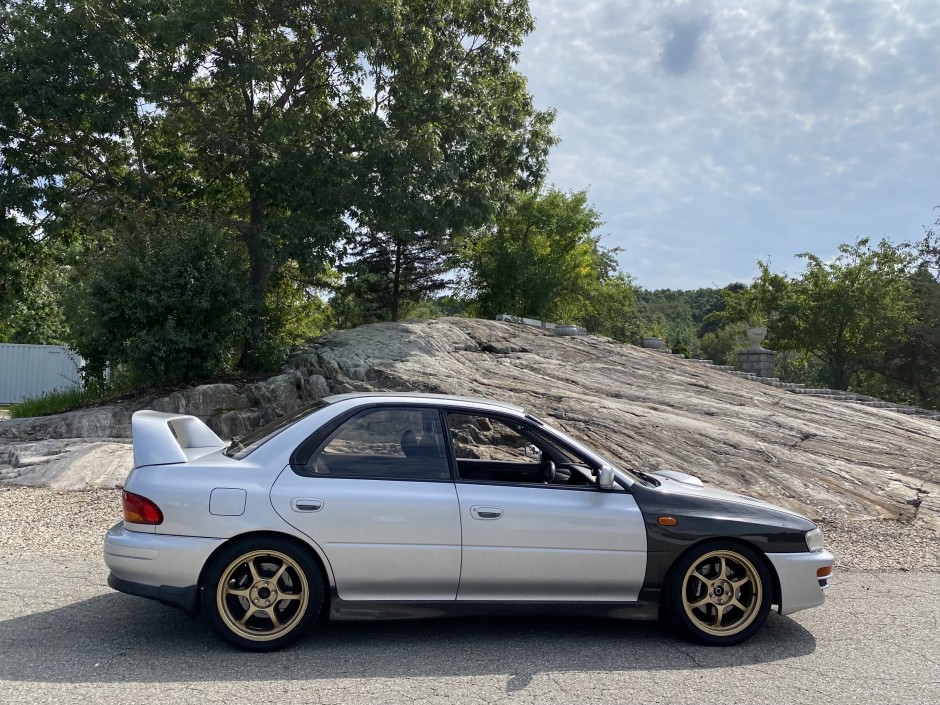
[
  {"x1": 0, "y1": 439, "x2": 132, "y2": 490},
  {"x1": 2, "y1": 317, "x2": 939, "y2": 529}
]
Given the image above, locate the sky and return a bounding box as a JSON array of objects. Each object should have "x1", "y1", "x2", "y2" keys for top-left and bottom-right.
[{"x1": 516, "y1": 0, "x2": 940, "y2": 290}]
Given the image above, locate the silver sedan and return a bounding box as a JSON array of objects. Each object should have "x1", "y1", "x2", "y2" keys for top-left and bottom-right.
[{"x1": 105, "y1": 393, "x2": 834, "y2": 651}]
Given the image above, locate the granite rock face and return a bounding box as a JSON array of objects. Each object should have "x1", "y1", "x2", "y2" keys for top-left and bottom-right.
[
  {"x1": 2, "y1": 317, "x2": 939, "y2": 529},
  {"x1": 0, "y1": 439, "x2": 132, "y2": 490}
]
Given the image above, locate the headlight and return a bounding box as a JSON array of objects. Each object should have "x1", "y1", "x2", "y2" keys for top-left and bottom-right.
[{"x1": 805, "y1": 527, "x2": 825, "y2": 552}]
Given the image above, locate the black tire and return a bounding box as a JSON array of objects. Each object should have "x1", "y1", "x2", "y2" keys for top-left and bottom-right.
[
  {"x1": 202, "y1": 536, "x2": 325, "y2": 652},
  {"x1": 663, "y1": 540, "x2": 772, "y2": 646}
]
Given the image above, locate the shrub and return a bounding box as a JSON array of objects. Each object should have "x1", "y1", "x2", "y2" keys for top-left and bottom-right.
[{"x1": 66, "y1": 215, "x2": 247, "y2": 386}]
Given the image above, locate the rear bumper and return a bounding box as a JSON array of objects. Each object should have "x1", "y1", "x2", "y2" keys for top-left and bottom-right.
[
  {"x1": 103, "y1": 521, "x2": 225, "y2": 613},
  {"x1": 766, "y1": 549, "x2": 835, "y2": 616},
  {"x1": 107, "y1": 573, "x2": 200, "y2": 615}
]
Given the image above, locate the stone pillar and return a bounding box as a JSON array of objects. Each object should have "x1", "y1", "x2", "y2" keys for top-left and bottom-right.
[{"x1": 736, "y1": 348, "x2": 777, "y2": 378}]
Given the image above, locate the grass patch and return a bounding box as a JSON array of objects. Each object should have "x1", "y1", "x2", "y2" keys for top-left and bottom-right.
[
  {"x1": 9, "y1": 387, "x2": 108, "y2": 419},
  {"x1": 6, "y1": 370, "x2": 274, "y2": 420}
]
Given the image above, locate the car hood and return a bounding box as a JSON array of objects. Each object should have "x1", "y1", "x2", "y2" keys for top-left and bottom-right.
[{"x1": 648, "y1": 469, "x2": 809, "y2": 520}]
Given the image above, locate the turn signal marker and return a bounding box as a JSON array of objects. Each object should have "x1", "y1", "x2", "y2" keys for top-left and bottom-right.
[{"x1": 658, "y1": 516, "x2": 678, "y2": 526}]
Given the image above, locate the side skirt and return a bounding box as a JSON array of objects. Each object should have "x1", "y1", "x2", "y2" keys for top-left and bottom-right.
[{"x1": 328, "y1": 592, "x2": 660, "y2": 622}]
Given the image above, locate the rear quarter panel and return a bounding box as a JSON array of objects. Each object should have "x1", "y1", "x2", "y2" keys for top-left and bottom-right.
[{"x1": 126, "y1": 453, "x2": 300, "y2": 540}]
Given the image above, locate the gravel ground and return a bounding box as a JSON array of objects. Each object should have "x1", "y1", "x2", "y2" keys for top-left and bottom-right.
[
  {"x1": 0, "y1": 486, "x2": 937, "y2": 570},
  {"x1": 0, "y1": 487, "x2": 122, "y2": 557}
]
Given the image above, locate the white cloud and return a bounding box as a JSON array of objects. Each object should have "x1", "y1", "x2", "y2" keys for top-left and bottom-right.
[{"x1": 519, "y1": 0, "x2": 940, "y2": 288}]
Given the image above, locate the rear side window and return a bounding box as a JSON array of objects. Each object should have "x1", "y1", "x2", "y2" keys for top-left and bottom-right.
[
  {"x1": 226, "y1": 400, "x2": 329, "y2": 460},
  {"x1": 306, "y1": 406, "x2": 450, "y2": 481}
]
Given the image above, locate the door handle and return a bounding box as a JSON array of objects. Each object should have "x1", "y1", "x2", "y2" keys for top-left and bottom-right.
[
  {"x1": 290, "y1": 498, "x2": 323, "y2": 512},
  {"x1": 471, "y1": 505, "x2": 503, "y2": 520}
]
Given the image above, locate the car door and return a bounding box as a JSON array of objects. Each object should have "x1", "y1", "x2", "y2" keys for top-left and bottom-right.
[
  {"x1": 447, "y1": 412, "x2": 647, "y2": 602},
  {"x1": 270, "y1": 405, "x2": 461, "y2": 601}
]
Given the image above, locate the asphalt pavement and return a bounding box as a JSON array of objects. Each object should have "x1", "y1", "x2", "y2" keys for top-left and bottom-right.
[{"x1": 0, "y1": 556, "x2": 937, "y2": 704}]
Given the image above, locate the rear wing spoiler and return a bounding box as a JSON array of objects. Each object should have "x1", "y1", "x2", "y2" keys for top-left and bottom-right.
[{"x1": 131, "y1": 410, "x2": 227, "y2": 468}]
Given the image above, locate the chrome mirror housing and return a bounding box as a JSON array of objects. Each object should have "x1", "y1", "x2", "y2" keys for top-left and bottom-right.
[{"x1": 597, "y1": 465, "x2": 615, "y2": 490}]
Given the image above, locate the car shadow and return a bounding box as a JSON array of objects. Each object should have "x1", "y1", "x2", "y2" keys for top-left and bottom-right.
[{"x1": 0, "y1": 593, "x2": 817, "y2": 684}]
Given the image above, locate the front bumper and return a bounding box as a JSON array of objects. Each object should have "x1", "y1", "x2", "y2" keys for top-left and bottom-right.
[
  {"x1": 765, "y1": 549, "x2": 835, "y2": 615},
  {"x1": 104, "y1": 521, "x2": 225, "y2": 614}
]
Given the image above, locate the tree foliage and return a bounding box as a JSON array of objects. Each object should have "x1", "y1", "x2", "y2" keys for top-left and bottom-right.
[
  {"x1": 0, "y1": 0, "x2": 553, "y2": 367},
  {"x1": 464, "y1": 188, "x2": 615, "y2": 321},
  {"x1": 346, "y1": 0, "x2": 555, "y2": 321},
  {"x1": 873, "y1": 218, "x2": 940, "y2": 407},
  {"x1": 580, "y1": 274, "x2": 640, "y2": 343},
  {"x1": 340, "y1": 229, "x2": 452, "y2": 324},
  {"x1": 0, "y1": 259, "x2": 70, "y2": 345},
  {"x1": 66, "y1": 215, "x2": 247, "y2": 386},
  {"x1": 773, "y1": 240, "x2": 913, "y2": 389},
  {"x1": 719, "y1": 239, "x2": 915, "y2": 390},
  {"x1": 699, "y1": 323, "x2": 746, "y2": 366},
  {"x1": 257, "y1": 261, "x2": 333, "y2": 368}
]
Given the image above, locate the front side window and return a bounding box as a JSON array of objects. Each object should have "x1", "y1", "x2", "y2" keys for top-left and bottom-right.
[
  {"x1": 448, "y1": 414, "x2": 537, "y2": 463},
  {"x1": 306, "y1": 406, "x2": 449, "y2": 481},
  {"x1": 447, "y1": 413, "x2": 598, "y2": 487}
]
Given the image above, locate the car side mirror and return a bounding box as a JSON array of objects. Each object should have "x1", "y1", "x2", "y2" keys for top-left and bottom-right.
[
  {"x1": 597, "y1": 465, "x2": 615, "y2": 490},
  {"x1": 524, "y1": 444, "x2": 541, "y2": 460}
]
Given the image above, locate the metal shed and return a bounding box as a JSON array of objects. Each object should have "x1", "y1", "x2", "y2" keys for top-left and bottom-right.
[{"x1": 0, "y1": 344, "x2": 83, "y2": 404}]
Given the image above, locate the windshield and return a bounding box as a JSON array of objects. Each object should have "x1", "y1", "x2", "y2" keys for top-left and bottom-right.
[
  {"x1": 225, "y1": 400, "x2": 330, "y2": 460},
  {"x1": 602, "y1": 451, "x2": 660, "y2": 486}
]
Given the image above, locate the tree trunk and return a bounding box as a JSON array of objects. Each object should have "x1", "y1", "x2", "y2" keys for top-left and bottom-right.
[
  {"x1": 239, "y1": 179, "x2": 269, "y2": 368},
  {"x1": 237, "y1": 86, "x2": 270, "y2": 369},
  {"x1": 830, "y1": 352, "x2": 852, "y2": 390},
  {"x1": 832, "y1": 366, "x2": 847, "y2": 390},
  {"x1": 391, "y1": 237, "x2": 403, "y2": 322}
]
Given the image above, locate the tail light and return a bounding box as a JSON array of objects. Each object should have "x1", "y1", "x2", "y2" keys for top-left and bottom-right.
[{"x1": 122, "y1": 490, "x2": 164, "y2": 525}]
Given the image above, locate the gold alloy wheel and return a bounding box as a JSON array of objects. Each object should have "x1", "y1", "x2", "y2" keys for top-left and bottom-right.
[
  {"x1": 216, "y1": 550, "x2": 309, "y2": 642},
  {"x1": 681, "y1": 549, "x2": 762, "y2": 637}
]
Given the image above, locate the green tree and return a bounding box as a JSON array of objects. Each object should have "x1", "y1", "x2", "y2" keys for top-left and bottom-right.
[
  {"x1": 256, "y1": 261, "x2": 333, "y2": 367},
  {"x1": 580, "y1": 273, "x2": 640, "y2": 342},
  {"x1": 346, "y1": 0, "x2": 555, "y2": 321},
  {"x1": 0, "y1": 212, "x2": 37, "y2": 340},
  {"x1": 66, "y1": 215, "x2": 247, "y2": 386},
  {"x1": 686, "y1": 286, "x2": 741, "y2": 337},
  {"x1": 699, "y1": 323, "x2": 746, "y2": 365},
  {"x1": 749, "y1": 239, "x2": 914, "y2": 390},
  {"x1": 1, "y1": 0, "x2": 554, "y2": 365},
  {"x1": 710, "y1": 266, "x2": 790, "y2": 331},
  {"x1": 0, "y1": 259, "x2": 70, "y2": 345},
  {"x1": 874, "y1": 219, "x2": 940, "y2": 408},
  {"x1": 464, "y1": 188, "x2": 614, "y2": 321},
  {"x1": 635, "y1": 289, "x2": 706, "y2": 356},
  {"x1": 340, "y1": 229, "x2": 452, "y2": 324}
]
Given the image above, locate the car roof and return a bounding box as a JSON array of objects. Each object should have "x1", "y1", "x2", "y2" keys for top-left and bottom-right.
[{"x1": 323, "y1": 392, "x2": 526, "y2": 414}]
